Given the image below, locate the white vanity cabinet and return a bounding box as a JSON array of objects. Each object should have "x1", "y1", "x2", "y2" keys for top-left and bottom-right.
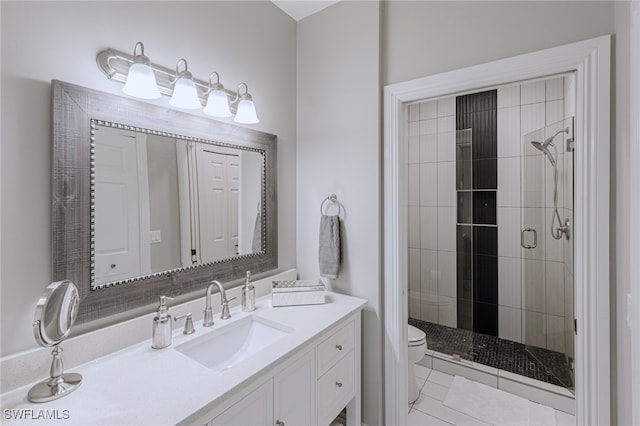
[{"x1": 194, "y1": 312, "x2": 361, "y2": 426}]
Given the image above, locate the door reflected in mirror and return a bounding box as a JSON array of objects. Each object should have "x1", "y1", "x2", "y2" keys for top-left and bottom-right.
[{"x1": 93, "y1": 124, "x2": 264, "y2": 288}]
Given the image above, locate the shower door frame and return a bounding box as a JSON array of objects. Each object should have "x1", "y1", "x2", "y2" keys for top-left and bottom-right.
[{"x1": 383, "y1": 35, "x2": 611, "y2": 425}]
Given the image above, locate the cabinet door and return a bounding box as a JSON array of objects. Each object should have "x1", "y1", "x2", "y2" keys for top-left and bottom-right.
[
  {"x1": 212, "y1": 380, "x2": 273, "y2": 426},
  {"x1": 274, "y1": 350, "x2": 316, "y2": 426}
]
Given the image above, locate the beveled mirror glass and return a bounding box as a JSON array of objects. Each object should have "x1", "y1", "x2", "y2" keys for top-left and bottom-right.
[{"x1": 52, "y1": 80, "x2": 277, "y2": 324}]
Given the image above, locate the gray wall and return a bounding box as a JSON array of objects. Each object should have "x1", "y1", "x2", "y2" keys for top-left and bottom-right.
[
  {"x1": 296, "y1": 2, "x2": 382, "y2": 425},
  {"x1": 0, "y1": 1, "x2": 297, "y2": 357}
]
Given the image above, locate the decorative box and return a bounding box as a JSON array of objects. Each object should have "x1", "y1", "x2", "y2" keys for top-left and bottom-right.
[{"x1": 271, "y1": 280, "x2": 326, "y2": 307}]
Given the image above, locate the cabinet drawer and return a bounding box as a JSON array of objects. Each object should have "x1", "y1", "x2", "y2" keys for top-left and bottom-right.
[
  {"x1": 316, "y1": 319, "x2": 355, "y2": 377},
  {"x1": 317, "y1": 350, "x2": 355, "y2": 426}
]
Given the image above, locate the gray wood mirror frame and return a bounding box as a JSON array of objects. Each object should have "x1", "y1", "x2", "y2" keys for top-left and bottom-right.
[{"x1": 52, "y1": 80, "x2": 277, "y2": 324}]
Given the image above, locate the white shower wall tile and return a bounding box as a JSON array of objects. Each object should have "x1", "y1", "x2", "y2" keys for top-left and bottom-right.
[
  {"x1": 420, "y1": 99, "x2": 438, "y2": 120},
  {"x1": 498, "y1": 157, "x2": 521, "y2": 207},
  {"x1": 437, "y1": 206, "x2": 457, "y2": 252},
  {"x1": 521, "y1": 80, "x2": 545, "y2": 105},
  {"x1": 409, "y1": 248, "x2": 421, "y2": 291},
  {"x1": 545, "y1": 261, "x2": 565, "y2": 316},
  {"x1": 499, "y1": 306, "x2": 523, "y2": 343},
  {"x1": 564, "y1": 74, "x2": 576, "y2": 118},
  {"x1": 521, "y1": 103, "x2": 546, "y2": 143},
  {"x1": 409, "y1": 290, "x2": 421, "y2": 319},
  {"x1": 409, "y1": 135, "x2": 420, "y2": 164},
  {"x1": 523, "y1": 310, "x2": 546, "y2": 348},
  {"x1": 421, "y1": 292, "x2": 439, "y2": 323},
  {"x1": 545, "y1": 77, "x2": 564, "y2": 101},
  {"x1": 437, "y1": 97, "x2": 456, "y2": 117},
  {"x1": 421, "y1": 249, "x2": 439, "y2": 294},
  {"x1": 546, "y1": 314, "x2": 566, "y2": 353},
  {"x1": 409, "y1": 206, "x2": 420, "y2": 248},
  {"x1": 497, "y1": 207, "x2": 521, "y2": 258},
  {"x1": 437, "y1": 251, "x2": 456, "y2": 298},
  {"x1": 420, "y1": 206, "x2": 438, "y2": 250},
  {"x1": 498, "y1": 256, "x2": 522, "y2": 309},
  {"x1": 409, "y1": 164, "x2": 420, "y2": 206},
  {"x1": 420, "y1": 163, "x2": 438, "y2": 206},
  {"x1": 420, "y1": 134, "x2": 438, "y2": 163},
  {"x1": 523, "y1": 259, "x2": 545, "y2": 313},
  {"x1": 409, "y1": 121, "x2": 420, "y2": 136},
  {"x1": 437, "y1": 131, "x2": 456, "y2": 162},
  {"x1": 522, "y1": 155, "x2": 545, "y2": 208},
  {"x1": 409, "y1": 103, "x2": 420, "y2": 122},
  {"x1": 497, "y1": 84, "x2": 521, "y2": 108},
  {"x1": 497, "y1": 106, "x2": 521, "y2": 158},
  {"x1": 545, "y1": 100, "x2": 565, "y2": 125},
  {"x1": 437, "y1": 162, "x2": 456, "y2": 206},
  {"x1": 420, "y1": 118, "x2": 438, "y2": 135},
  {"x1": 437, "y1": 295, "x2": 457, "y2": 328}
]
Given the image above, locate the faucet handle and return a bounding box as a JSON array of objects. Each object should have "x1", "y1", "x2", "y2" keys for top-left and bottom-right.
[
  {"x1": 175, "y1": 313, "x2": 195, "y2": 335},
  {"x1": 220, "y1": 297, "x2": 236, "y2": 320}
]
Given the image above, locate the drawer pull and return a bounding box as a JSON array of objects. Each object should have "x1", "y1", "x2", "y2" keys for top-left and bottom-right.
[
  {"x1": 276, "y1": 421, "x2": 285, "y2": 426},
  {"x1": 336, "y1": 344, "x2": 343, "y2": 351},
  {"x1": 336, "y1": 381, "x2": 343, "y2": 388}
]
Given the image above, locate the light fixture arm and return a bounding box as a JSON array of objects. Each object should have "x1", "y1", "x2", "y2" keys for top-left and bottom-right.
[
  {"x1": 207, "y1": 71, "x2": 224, "y2": 94},
  {"x1": 96, "y1": 47, "x2": 238, "y2": 113},
  {"x1": 234, "y1": 82, "x2": 252, "y2": 103}
]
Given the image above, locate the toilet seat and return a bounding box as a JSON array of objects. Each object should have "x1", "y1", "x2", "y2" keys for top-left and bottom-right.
[{"x1": 408, "y1": 324, "x2": 426, "y2": 347}]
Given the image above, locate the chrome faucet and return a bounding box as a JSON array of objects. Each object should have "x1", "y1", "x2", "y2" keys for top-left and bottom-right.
[{"x1": 203, "y1": 280, "x2": 232, "y2": 327}]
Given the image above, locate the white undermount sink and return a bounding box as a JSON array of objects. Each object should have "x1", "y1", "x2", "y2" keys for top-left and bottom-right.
[{"x1": 175, "y1": 315, "x2": 292, "y2": 372}]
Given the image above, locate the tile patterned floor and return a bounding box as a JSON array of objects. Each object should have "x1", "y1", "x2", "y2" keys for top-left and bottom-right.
[
  {"x1": 408, "y1": 364, "x2": 576, "y2": 425},
  {"x1": 409, "y1": 318, "x2": 574, "y2": 390}
]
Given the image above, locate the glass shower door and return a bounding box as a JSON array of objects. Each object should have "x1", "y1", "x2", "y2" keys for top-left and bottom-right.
[{"x1": 521, "y1": 116, "x2": 575, "y2": 392}]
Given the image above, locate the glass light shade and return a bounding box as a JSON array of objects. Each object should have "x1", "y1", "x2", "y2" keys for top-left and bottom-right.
[
  {"x1": 234, "y1": 99, "x2": 259, "y2": 124},
  {"x1": 203, "y1": 90, "x2": 232, "y2": 117},
  {"x1": 170, "y1": 78, "x2": 202, "y2": 109},
  {"x1": 122, "y1": 63, "x2": 161, "y2": 99}
]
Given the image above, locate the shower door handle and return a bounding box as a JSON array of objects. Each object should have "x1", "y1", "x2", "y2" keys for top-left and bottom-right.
[{"x1": 521, "y1": 228, "x2": 537, "y2": 249}]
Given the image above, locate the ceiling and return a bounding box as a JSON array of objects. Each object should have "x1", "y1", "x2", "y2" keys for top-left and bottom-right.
[{"x1": 270, "y1": 0, "x2": 340, "y2": 21}]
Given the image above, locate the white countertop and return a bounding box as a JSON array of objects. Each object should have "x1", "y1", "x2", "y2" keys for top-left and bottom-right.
[{"x1": 0, "y1": 292, "x2": 366, "y2": 425}]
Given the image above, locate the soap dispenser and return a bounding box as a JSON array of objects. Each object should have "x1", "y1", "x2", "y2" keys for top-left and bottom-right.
[
  {"x1": 242, "y1": 271, "x2": 256, "y2": 312},
  {"x1": 152, "y1": 296, "x2": 174, "y2": 349}
]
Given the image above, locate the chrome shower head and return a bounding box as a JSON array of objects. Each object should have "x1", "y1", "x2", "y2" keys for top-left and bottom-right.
[
  {"x1": 531, "y1": 140, "x2": 557, "y2": 167},
  {"x1": 530, "y1": 127, "x2": 568, "y2": 167}
]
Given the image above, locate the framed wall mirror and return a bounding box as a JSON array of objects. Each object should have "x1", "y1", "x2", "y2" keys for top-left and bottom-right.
[{"x1": 52, "y1": 80, "x2": 277, "y2": 324}]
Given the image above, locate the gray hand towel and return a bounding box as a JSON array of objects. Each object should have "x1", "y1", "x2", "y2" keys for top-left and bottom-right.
[{"x1": 319, "y1": 214, "x2": 341, "y2": 279}]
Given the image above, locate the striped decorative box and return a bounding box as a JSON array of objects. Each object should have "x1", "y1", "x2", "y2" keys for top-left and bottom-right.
[{"x1": 271, "y1": 280, "x2": 326, "y2": 307}]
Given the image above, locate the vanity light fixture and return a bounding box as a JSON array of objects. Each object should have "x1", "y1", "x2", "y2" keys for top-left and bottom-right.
[
  {"x1": 96, "y1": 42, "x2": 259, "y2": 124},
  {"x1": 169, "y1": 59, "x2": 202, "y2": 110},
  {"x1": 203, "y1": 72, "x2": 232, "y2": 118},
  {"x1": 233, "y1": 83, "x2": 259, "y2": 124},
  {"x1": 121, "y1": 42, "x2": 161, "y2": 99}
]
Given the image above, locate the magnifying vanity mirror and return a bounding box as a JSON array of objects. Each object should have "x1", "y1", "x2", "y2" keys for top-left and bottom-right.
[
  {"x1": 28, "y1": 280, "x2": 82, "y2": 402},
  {"x1": 52, "y1": 80, "x2": 277, "y2": 324}
]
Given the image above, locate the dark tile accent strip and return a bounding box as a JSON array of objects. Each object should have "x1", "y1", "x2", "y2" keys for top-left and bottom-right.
[{"x1": 473, "y1": 192, "x2": 497, "y2": 225}]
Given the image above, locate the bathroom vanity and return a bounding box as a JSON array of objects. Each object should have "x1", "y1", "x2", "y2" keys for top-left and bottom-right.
[{"x1": 1, "y1": 292, "x2": 365, "y2": 426}]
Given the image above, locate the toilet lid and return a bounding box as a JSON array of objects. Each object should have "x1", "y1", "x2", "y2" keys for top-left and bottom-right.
[{"x1": 408, "y1": 324, "x2": 426, "y2": 345}]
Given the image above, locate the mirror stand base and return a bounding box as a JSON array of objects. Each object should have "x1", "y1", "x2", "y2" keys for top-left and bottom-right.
[
  {"x1": 28, "y1": 346, "x2": 82, "y2": 403},
  {"x1": 27, "y1": 373, "x2": 82, "y2": 403}
]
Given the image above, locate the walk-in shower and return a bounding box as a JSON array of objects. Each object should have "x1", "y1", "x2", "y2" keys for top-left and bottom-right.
[{"x1": 407, "y1": 75, "x2": 576, "y2": 392}]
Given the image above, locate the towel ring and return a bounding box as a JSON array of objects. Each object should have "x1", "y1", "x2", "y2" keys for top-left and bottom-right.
[{"x1": 320, "y1": 194, "x2": 342, "y2": 216}]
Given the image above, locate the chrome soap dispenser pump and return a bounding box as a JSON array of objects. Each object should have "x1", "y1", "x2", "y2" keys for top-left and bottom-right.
[
  {"x1": 242, "y1": 271, "x2": 256, "y2": 312},
  {"x1": 152, "y1": 296, "x2": 174, "y2": 349}
]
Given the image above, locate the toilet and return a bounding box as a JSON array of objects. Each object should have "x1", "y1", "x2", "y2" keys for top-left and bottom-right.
[{"x1": 408, "y1": 324, "x2": 427, "y2": 404}]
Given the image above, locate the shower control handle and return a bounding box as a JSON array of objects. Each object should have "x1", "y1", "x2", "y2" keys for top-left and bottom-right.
[{"x1": 521, "y1": 228, "x2": 537, "y2": 249}]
